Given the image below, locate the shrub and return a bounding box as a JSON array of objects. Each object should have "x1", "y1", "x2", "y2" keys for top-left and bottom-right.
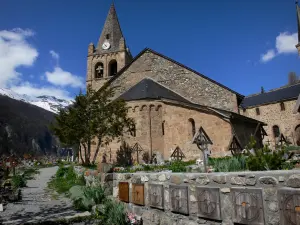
[
  {"x1": 209, "y1": 156, "x2": 247, "y2": 172},
  {"x1": 101, "y1": 199, "x2": 128, "y2": 225},
  {"x1": 245, "y1": 136, "x2": 288, "y2": 171},
  {"x1": 12, "y1": 174, "x2": 27, "y2": 189},
  {"x1": 168, "y1": 161, "x2": 187, "y2": 172},
  {"x1": 48, "y1": 165, "x2": 85, "y2": 194}
]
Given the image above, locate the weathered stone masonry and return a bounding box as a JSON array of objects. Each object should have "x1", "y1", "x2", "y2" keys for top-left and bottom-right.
[
  {"x1": 113, "y1": 171, "x2": 300, "y2": 225},
  {"x1": 109, "y1": 51, "x2": 240, "y2": 113}
]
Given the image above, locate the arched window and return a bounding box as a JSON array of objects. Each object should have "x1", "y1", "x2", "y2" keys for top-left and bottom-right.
[
  {"x1": 95, "y1": 62, "x2": 104, "y2": 78},
  {"x1": 109, "y1": 60, "x2": 118, "y2": 76},
  {"x1": 188, "y1": 118, "x2": 196, "y2": 137},
  {"x1": 162, "y1": 121, "x2": 165, "y2": 136},
  {"x1": 295, "y1": 125, "x2": 300, "y2": 146},
  {"x1": 131, "y1": 124, "x2": 136, "y2": 137},
  {"x1": 280, "y1": 102, "x2": 285, "y2": 111},
  {"x1": 272, "y1": 125, "x2": 280, "y2": 138},
  {"x1": 256, "y1": 108, "x2": 260, "y2": 115}
]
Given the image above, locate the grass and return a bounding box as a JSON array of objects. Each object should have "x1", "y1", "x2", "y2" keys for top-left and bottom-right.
[
  {"x1": 208, "y1": 156, "x2": 247, "y2": 172},
  {"x1": 47, "y1": 165, "x2": 85, "y2": 194},
  {"x1": 115, "y1": 160, "x2": 196, "y2": 173}
]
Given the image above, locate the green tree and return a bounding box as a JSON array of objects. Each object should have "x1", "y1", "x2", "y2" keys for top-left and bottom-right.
[{"x1": 51, "y1": 86, "x2": 134, "y2": 165}]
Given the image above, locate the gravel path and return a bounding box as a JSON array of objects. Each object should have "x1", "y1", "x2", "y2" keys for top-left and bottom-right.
[{"x1": 0, "y1": 166, "x2": 79, "y2": 224}]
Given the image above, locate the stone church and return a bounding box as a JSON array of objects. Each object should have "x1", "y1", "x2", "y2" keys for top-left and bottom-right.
[{"x1": 86, "y1": 4, "x2": 266, "y2": 163}]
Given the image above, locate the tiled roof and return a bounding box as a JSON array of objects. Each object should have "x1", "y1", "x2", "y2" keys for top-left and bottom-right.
[
  {"x1": 241, "y1": 83, "x2": 300, "y2": 108},
  {"x1": 118, "y1": 78, "x2": 191, "y2": 103}
]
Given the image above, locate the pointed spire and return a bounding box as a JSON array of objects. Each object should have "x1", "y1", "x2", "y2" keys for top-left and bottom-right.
[
  {"x1": 296, "y1": 1, "x2": 300, "y2": 54},
  {"x1": 96, "y1": 3, "x2": 125, "y2": 53},
  {"x1": 296, "y1": 1, "x2": 300, "y2": 42}
]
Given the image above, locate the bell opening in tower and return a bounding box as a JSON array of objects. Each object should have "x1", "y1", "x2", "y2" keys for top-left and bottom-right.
[{"x1": 109, "y1": 60, "x2": 118, "y2": 76}]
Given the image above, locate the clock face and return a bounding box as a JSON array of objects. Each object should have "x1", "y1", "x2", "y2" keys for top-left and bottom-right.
[{"x1": 102, "y1": 41, "x2": 111, "y2": 50}]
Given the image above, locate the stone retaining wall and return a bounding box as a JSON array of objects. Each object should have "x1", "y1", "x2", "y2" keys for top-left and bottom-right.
[{"x1": 113, "y1": 170, "x2": 300, "y2": 225}]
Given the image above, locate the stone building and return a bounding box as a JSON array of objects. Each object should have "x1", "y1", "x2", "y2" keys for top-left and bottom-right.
[
  {"x1": 86, "y1": 4, "x2": 265, "y2": 163},
  {"x1": 241, "y1": 81, "x2": 300, "y2": 147}
]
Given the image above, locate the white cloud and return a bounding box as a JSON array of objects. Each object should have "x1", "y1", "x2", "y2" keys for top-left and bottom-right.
[
  {"x1": 260, "y1": 49, "x2": 276, "y2": 63},
  {"x1": 49, "y1": 50, "x2": 59, "y2": 60},
  {"x1": 10, "y1": 82, "x2": 73, "y2": 100},
  {"x1": 276, "y1": 32, "x2": 298, "y2": 54},
  {"x1": 0, "y1": 28, "x2": 38, "y2": 87},
  {"x1": 260, "y1": 32, "x2": 298, "y2": 63},
  {"x1": 45, "y1": 66, "x2": 84, "y2": 88}
]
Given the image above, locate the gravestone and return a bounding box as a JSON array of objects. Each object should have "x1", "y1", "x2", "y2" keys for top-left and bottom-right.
[
  {"x1": 196, "y1": 187, "x2": 221, "y2": 220},
  {"x1": 119, "y1": 182, "x2": 129, "y2": 203},
  {"x1": 149, "y1": 184, "x2": 164, "y2": 209},
  {"x1": 278, "y1": 188, "x2": 300, "y2": 225},
  {"x1": 231, "y1": 188, "x2": 264, "y2": 225},
  {"x1": 170, "y1": 185, "x2": 189, "y2": 215},
  {"x1": 132, "y1": 184, "x2": 145, "y2": 205}
]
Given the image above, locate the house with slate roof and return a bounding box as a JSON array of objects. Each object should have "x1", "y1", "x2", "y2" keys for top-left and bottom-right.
[{"x1": 85, "y1": 4, "x2": 271, "y2": 162}]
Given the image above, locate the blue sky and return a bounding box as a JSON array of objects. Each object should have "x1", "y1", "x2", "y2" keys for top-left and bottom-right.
[{"x1": 0, "y1": 0, "x2": 299, "y2": 100}]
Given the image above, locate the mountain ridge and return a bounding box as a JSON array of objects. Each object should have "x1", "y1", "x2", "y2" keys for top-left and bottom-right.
[{"x1": 0, "y1": 87, "x2": 73, "y2": 113}]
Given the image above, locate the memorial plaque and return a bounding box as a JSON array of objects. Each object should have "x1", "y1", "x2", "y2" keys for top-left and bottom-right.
[
  {"x1": 231, "y1": 188, "x2": 264, "y2": 225},
  {"x1": 118, "y1": 182, "x2": 129, "y2": 203},
  {"x1": 278, "y1": 188, "x2": 300, "y2": 225},
  {"x1": 170, "y1": 185, "x2": 189, "y2": 215},
  {"x1": 132, "y1": 183, "x2": 145, "y2": 205},
  {"x1": 196, "y1": 187, "x2": 221, "y2": 220},
  {"x1": 149, "y1": 184, "x2": 164, "y2": 209}
]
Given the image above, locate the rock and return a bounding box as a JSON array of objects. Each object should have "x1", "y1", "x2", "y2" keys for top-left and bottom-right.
[
  {"x1": 268, "y1": 201, "x2": 279, "y2": 212},
  {"x1": 212, "y1": 175, "x2": 226, "y2": 184},
  {"x1": 141, "y1": 175, "x2": 149, "y2": 182},
  {"x1": 197, "y1": 218, "x2": 207, "y2": 224},
  {"x1": 278, "y1": 176, "x2": 285, "y2": 182},
  {"x1": 286, "y1": 174, "x2": 300, "y2": 188},
  {"x1": 196, "y1": 175, "x2": 210, "y2": 185},
  {"x1": 221, "y1": 188, "x2": 230, "y2": 193},
  {"x1": 132, "y1": 176, "x2": 141, "y2": 183},
  {"x1": 230, "y1": 176, "x2": 246, "y2": 185},
  {"x1": 186, "y1": 174, "x2": 197, "y2": 180},
  {"x1": 259, "y1": 176, "x2": 278, "y2": 186},
  {"x1": 150, "y1": 174, "x2": 157, "y2": 181},
  {"x1": 158, "y1": 174, "x2": 166, "y2": 182},
  {"x1": 245, "y1": 177, "x2": 256, "y2": 186},
  {"x1": 190, "y1": 194, "x2": 197, "y2": 202},
  {"x1": 125, "y1": 174, "x2": 132, "y2": 180},
  {"x1": 171, "y1": 175, "x2": 183, "y2": 184}
]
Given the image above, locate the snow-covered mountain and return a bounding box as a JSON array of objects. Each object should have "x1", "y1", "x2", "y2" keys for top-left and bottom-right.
[{"x1": 0, "y1": 87, "x2": 73, "y2": 113}]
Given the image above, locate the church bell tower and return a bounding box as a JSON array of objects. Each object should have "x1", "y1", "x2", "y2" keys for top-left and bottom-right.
[{"x1": 86, "y1": 3, "x2": 132, "y2": 90}]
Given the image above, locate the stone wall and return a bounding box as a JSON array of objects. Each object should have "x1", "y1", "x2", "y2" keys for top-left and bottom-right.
[
  {"x1": 241, "y1": 99, "x2": 300, "y2": 147},
  {"x1": 113, "y1": 170, "x2": 300, "y2": 225},
  {"x1": 88, "y1": 99, "x2": 234, "y2": 164},
  {"x1": 110, "y1": 50, "x2": 239, "y2": 112}
]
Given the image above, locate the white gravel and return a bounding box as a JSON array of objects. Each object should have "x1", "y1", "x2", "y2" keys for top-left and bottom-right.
[{"x1": 0, "y1": 166, "x2": 78, "y2": 224}]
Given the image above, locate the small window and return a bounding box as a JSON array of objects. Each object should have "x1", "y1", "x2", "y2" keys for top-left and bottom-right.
[
  {"x1": 280, "y1": 102, "x2": 285, "y2": 111},
  {"x1": 188, "y1": 118, "x2": 196, "y2": 137},
  {"x1": 162, "y1": 121, "x2": 165, "y2": 136},
  {"x1": 273, "y1": 125, "x2": 280, "y2": 138},
  {"x1": 131, "y1": 124, "x2": 136, "y2": 137},
  {"x1": 256, "y1": 108, "x2": 260, "y2": 115},
  {"x1": 106, "y1": 34, "x2": 110, "y2": 39},
  {"x1": 95, "y1": 62, "x2": 104, "y2": 78}
]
